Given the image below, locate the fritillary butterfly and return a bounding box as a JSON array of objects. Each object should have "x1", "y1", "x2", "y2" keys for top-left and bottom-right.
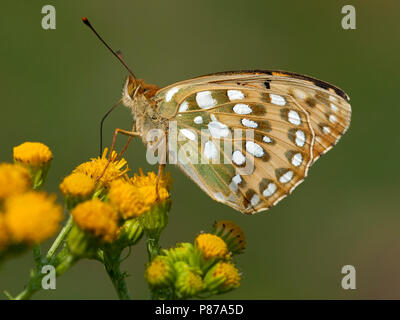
[
  {"x1": 83, "y1": 18, "x2": 352, "y2": 215},
  {"x1": 122, "y1": 70, "x2": 351, "y2": 214}
]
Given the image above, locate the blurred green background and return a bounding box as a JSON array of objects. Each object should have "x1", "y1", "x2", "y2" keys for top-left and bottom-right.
[{"x1": 1, "y1": 0, "x2": 399, "y2": 299}]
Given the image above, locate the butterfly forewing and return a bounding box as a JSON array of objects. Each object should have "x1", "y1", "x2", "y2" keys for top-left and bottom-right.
[
  {"x1": 264, "y1": 75, "x2": 351, "y2": 162},
  {"x1": 154, "y1": 70, "x2": 351, "y2": 214}
]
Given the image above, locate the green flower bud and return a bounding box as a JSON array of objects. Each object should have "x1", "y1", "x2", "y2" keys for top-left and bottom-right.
[
  {"x1": 203, "y1": 261, "x2": 241, "y2": 294},
  {"x1": 117, "y1": 218, "x2": 144, "y2": 248},
  {"x1": 174, "y1": 261, "x2": 203, "y2": 299},
  {"x1": 139, "y1": 199, "x2": 171, "y2": 240},
  {"x1": 66, "y1": 224, "x2": 99, "y2": 259},
  {"x1": 212, "y1": 220, "x2": 246, "y2": 255},
  {"x1": 145, "y1": 255, "x2": 175, "y2": 288},
  {"x1": 161, "y1": 242, "x2": 194, "y2": 264}
]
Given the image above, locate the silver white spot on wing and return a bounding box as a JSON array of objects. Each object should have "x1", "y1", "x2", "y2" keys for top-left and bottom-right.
[
  {"x1": 263, "y1": 136, "x2": 272, "y2": 143},
  {"x1": 250, "y1": 194, "x2": 260, "y2": 206},
  {"x1": 178, "y1": 100, "x2": 189, "y2": 112},
  {"x1": 196, "y1": 91, "x2": 217, "y2": 109},
  {"x1": 208, "y1": 120, "x2": 230, "y2": 138},
  {"x1": 330, "y1": 103, "x2": 338, "y2": 112},
  {"x1": 229, "y1": 174, "x2": 242, "y2": 192},
  {"x1": 329, "y1": 114, "x2": 337, "y2": 124},
  {"x1": 295, "y1": 130, "x2": 306, "y2": 147},
  {"x1": 263, "y1": 183, "x2": 277, "y2": 197},
  {"x1": 291, "y1": 153, "x2": 303, "y2": 167},
  {"x1": 246, "y1": 141, "x2": 264, "y2": 157},
  {"x1": 194, "y1": 116, "x2": 203, "y2": 124},
  {"x1": 288, "y1": 110, "x2": 301, "y2": 125},
  {"x1": 270, "y1": 94, "x2": 286, "y2": 106},
  {"x1": 203, "y1": 141, "x2": 218, "y2": 159},
  {"x1": 322, "y1": 126, "x2": 331, "y2": 135},
  {"x1": 179, "y1": 129, "x2": 196, "y2": 141},
  {"x1": 241, "y1": 118, "x2": 258, "y2": 128},
  {"x1": 166, "y1": 87, "x2": 179, "y2": 102},
  {"x1": 233, "y1": 104, "x2": 252, "y2": 115},
  {"x1": 227, "y1": 90, "x2": 245, "y2": 101},
  {"x1": 232, "y1": 150, "x2": 246, "y2": 165},
  {"x1": 279, "y1": 170, "x2": 294, "y2": 183}
]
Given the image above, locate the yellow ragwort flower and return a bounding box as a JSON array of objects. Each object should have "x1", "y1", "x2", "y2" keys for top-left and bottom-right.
[
  {"x1": 71, "y1": 199, "x2": 119, "y2": 242},
  {"x1": 212, "y1": 261, "x2": 241, "y2": 289},
  {"x1": 0, "y1": 214, "x2": 10, "y2": 250},
  {"x1": 145, "y1": 256, "x2": 174, "y2": 288},
  {"x1": 109, "y1": 170, "x2": 171, "y2": 219},
  {"x1": 4, "y1": 191, "x2": 62, "y2": 244},
  {"x1": 0, "y1": 163, "x2": 31, "y2": 199},
  {"x1": 59, "y1": 172, "x2": 95, "y2": 198},
  {"x1": 13, "y1": 142, "x2": 52, "y2": 166},
  {"x1": 108, "y1": 179, "x2": 146, "y2": 219},
  {"x1": 130, "y1": 169, "x2": 171, "y2": 191},
  {"x1": 129, "y1": 170, "x2": 170, "y2": 207},
  {"x1": 73, "y1": 148, "x2": 129, "y2": 187},
  {"x1": 195, "y1": 233, "x2": 228, "y2": 260}
]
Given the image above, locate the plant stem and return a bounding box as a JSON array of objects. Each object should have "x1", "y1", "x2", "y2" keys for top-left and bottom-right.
[
  {"x1": 105, "y1": 263, "x2": 131, "y2": 300},
  {"x1": 46, "y1": 215, "x2": 73, "y2": 261},
  {"x1": 146, "y1": 236, "x2": 160, "y2": 261},
  {"x1": 13, "y1": 246, "x2": 77, "y2": 300},
  {"x1": 14, "y1": 285, "x2": 33, "y2": 300},
  {"x1": 103, "y1": 249, "x2": 131, "y2": 300},
  {"x1": 33, "y1": 245, "x2": 42, "y2": 269}
]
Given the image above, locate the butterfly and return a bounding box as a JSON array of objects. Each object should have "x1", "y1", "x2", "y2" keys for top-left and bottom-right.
[
  {"x1": 121, "y1": 70, "x2": 351, "y2": 214},
  {"x1": 82, "y1": 18, "x2": 351, "y2": 215}
]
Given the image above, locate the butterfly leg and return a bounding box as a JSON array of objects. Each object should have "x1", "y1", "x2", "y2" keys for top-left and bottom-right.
[
  {"x1": 95, "y1": 126, "x2": 140, "y2": 182},
  {"x1": 155, "y1": 163, "x2": 166, "y2": 202},
  {"x1": 111, "y1": 123, "x2": 138, "y2": 161},
  {"x1": 155, "y1": 130, "x2": 168, "y2": 201}
]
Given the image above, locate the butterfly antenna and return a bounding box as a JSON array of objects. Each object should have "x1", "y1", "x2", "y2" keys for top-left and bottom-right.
[
  {"x1": 99, "y1": 99, "x2": 122, "y2": 156},
  {"x1": 82, "y1": 17, "x2": 137, "y2": 81}
]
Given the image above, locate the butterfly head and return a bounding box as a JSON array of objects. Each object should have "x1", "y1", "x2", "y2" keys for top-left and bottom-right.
[{"x1": 122, "y1": 76, "x2": 159, "y2": 107}]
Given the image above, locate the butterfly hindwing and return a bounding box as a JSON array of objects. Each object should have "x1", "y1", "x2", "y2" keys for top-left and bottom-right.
[{"x1": 155, "y1": 70, "x2": 351, "y2": 214}]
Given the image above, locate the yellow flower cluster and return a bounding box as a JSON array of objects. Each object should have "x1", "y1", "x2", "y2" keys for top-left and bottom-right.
[
  {"x1": 59, "y1": 147, "x2": 171, "y2": 247},
  {"x1": 71, "y1": 199, "x2": 119, "y2": 243},
  {"x1": 108, "y1": 170, "x2": 170, "y2": 219},
  {"x1": 144, "y1": 222, "x2": 243, "y2": 298},
  {"x1": 73, "y1": 148, "x2": 128, "y2": 188},
  {"x1": 0, "y1": 142, "x2": 63, "y2": 252},
  {"x1": 59, "y1": 172, "x2": 95, "y2": 198},
  {"x1": 13, "y1": 142, "x2": 53, "y2": 166},
  {"x1": 0, "y1": 163, "x2": 31, "y2": 200},
  {"x1": 2, "y1": 192, "x2": 62, "y2": 244},
  {"x1": 195, "y1": 233, "x2": 228, "y2": 260}
]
